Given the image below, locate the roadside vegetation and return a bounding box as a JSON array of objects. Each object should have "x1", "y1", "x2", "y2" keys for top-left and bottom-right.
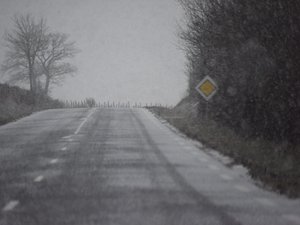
[
  {"x1": 150, "y1": 0, "x2": 300, "y2": 197},
  {"x1": 0, "y1": 83, "x2": 63, "y2": 125},
  {"x1": 149, "y1": 104, "x2": 300, "y2": 198},
  {"x1": 178, "y1": 0, "x2": 300, "y2": 145},
  {"x1": 0, "y1": 14, "x2": 79, "y2": 125},
  {"x1": 0, "y1": 82, "x2": 98, "y2": 125}
]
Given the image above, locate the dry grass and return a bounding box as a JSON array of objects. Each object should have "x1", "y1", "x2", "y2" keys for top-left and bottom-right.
[{"x1": 149, "y1": 106, "x2": 300, "y2": 198}]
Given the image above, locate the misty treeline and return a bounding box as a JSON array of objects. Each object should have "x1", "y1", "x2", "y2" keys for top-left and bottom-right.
[
  {"x1": 65, "y1": 98, "x2": 96, "y2": 108},
  {"x1": 65, "y1": 100, "x2": 170, "y2": 109},
  {"x1": 1, "y1": 14, "x2": 79, "y2": 97},
  {"x1": 179, "y1": 0, "x2": 300, "y2": 146}
]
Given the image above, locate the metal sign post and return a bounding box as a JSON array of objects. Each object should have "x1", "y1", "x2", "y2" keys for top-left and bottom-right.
[{"x1": 195, "y1": 76, "x2": 218, "y2": 119}]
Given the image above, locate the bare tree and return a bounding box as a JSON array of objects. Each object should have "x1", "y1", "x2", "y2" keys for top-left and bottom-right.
[
  {"x1": 36, "y1": 33, "x2": 79, "y2": 95},
  {"x1": 1, "y1": 14, "x2": 48, "y2": 95}
]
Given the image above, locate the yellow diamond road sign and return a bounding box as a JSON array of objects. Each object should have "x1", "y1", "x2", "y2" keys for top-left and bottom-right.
[{"x1": 195, "y1": 76, "x2": 218, "y2": 101}]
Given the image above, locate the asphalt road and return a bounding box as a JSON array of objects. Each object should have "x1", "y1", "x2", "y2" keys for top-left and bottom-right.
[{"x1": 0, "y1": 108, "x2": 299, "y2": 225}]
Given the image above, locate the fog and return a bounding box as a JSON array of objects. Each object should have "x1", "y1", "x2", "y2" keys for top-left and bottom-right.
[{"x1": 0, "y1": 0, "x2": 187, "y2": 105}]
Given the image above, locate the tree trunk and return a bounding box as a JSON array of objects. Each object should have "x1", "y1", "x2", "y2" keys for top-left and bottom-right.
[
  {"x1": 28, "y1": 59, "x2": 37, "y2": 95},
  {"x1": 44, "y1": 74, "x2": 50, "y2": 95}
]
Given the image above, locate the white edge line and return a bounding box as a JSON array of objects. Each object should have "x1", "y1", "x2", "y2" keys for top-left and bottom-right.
[
  {"x1": 62, "y1": 135, "x2": 72, "y2": 139},
  {"x1": 208, "y1": 164, "x2": 220, "y2": 170},
  {"x1": 34, "y1": 175, "x2": 44, "y2": 182},
  {"x1": 198, "y1": 157, "x2": 208, "y2": 162},
  {"x1": 255, "y1": 198, "x2": 276, "y2": 207},
  {"x1": 3, "y1": 200, "x2": 19, "y2": 211},
  {"x1": 234, "y1": 185, "x2": 251, "y2": 193},
  {"x1": 283, "y1": 215, "x2": 300, "y2": 224},
  {"x1": 220, "y1": 174, "x2": 233, "y2": 181},
  {"x1": 50, "y1": 159, "x2": 59, "y2": 164}
]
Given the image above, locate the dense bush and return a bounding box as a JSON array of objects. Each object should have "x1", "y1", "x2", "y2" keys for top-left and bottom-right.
[
  {"x1": 0, "y1": 83, "x2": 64, "y2": 125},
  {"x1": 179, "y1": 0, "x2": 300, "y2": 146}
]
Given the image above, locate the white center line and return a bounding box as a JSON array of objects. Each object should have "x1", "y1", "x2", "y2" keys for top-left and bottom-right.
[
  {"x1": 62, "y1": 135, "x2": 72, "y2": 139},
  {"x1": 50, "y1": 159, "x2": 59, "y2": 164},
  {"x1": 220, "y1": 174, "x2": 233, "y2": 181},
  {"x1": 74, "y1": 108, "x2": 97, "y2": 135},
  {"x1": 3, "y1": 200, "x2": 19, "y2": 212},
  {"x1": 61, "y1": 147, "x2": 67, "y2": 151},
  {"x1": 283, "y1": 215, "x2": 300, "y2": 224},
  {"x1": 234, "y1": 185, "x2": 251, "y2": 193},
  {"x1": 34, "y1": 175, "x2": 44, "y2": 182}
]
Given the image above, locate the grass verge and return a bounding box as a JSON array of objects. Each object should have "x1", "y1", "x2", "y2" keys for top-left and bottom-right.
[{"x1": 149, "y1": 106, "x2": 300, "y2": 198}]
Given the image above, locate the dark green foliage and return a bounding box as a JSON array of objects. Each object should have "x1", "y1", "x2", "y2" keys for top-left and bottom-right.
[{"x1": 180, "y1": 0, "x2": 300, "y2": 145}]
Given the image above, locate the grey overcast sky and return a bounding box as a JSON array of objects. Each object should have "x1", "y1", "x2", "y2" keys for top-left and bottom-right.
[{"x1": 0, "y1": 0, "x2": 187, "y2": 105}]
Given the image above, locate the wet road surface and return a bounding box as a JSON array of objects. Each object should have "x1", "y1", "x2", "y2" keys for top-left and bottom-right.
[{"x1": 0, "y1": 108, "x2": 299, "y2": 225}]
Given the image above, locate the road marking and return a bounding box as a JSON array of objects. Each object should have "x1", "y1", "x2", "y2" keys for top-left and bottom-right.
[
  {"x1": 3, "y1": 200, "x2": 19, "y2": 212},
  {"x1": 74, "y1": 108, "x2": 96, "y2": 135},
  {"x1": 61, "y1": 147, "x2": 67, "y2": 151},
  {"x1": 283, "y1": 215, "x2": 300, "y2": 224},
  {"x1": 220, "y1": 174, "x2": 233, "y2": 181},
  {"x1": 67, "y1": 139, "x2": 73, "y2": 142},
  {"x1": 50, "y1": 159, "x2": 59, "y2": 164},
  {"x1": 34, "y1": 175, "x2": 44, "y2": 182},
  {"x1": 255, "y1": 198, "x2": 276, "y2": 207},
  {"x1": 62, "y1": 135, "x2": 72, "y2": 139},
  {"x1": 234, "y1": 185, "x2": 251, "y2": 193},
  {"x1": 208, "y1": 164, "x2": 220, "y2": 171}
]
